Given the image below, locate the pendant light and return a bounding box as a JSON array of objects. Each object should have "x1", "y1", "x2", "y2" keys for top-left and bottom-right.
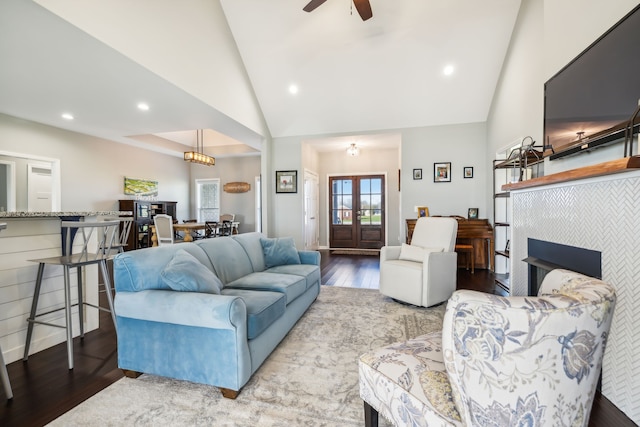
[{"x1": 184, "y1": 129, "x2": 215, "y2": 166}]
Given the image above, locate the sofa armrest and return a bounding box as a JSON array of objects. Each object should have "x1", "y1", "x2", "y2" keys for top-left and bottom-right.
[
  {"x1": 380, "y1": 245, "x2": 401, "y2": 262},
  {"x1": 115, "y1": 290, "x2": 247, "y2": 330},
  {"x1": 298, "y1": 250, "x2": 321, "y2": 266}
]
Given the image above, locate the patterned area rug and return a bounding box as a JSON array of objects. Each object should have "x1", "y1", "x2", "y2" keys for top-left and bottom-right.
[{"x1": 49, "y1": 286, "x2": 445, "y2": 426}]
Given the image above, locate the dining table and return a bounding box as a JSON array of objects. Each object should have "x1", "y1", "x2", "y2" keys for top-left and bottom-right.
[{"x1": 151, "y1": 221, "x2": 240, "y2": 246}]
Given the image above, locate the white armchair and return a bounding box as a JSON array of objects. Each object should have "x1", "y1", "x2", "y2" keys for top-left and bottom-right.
[
  {"x1": 379, "y1": 217, "x2": 458, "y2": 307},
  {"x1": 360, "y1": 269, "x2": 617, "y2": 426}
]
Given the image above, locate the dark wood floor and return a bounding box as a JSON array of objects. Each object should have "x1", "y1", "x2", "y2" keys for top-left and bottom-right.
[{"x1": 1, "y1": 250, "x2": 635, "y2": 426}]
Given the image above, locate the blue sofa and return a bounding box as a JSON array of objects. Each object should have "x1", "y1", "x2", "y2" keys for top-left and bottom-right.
[{"x1": 113, "y1": 232, "x2": 321, "y2": 398}]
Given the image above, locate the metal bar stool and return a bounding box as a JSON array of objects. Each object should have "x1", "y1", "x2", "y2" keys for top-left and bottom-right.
[
  {"x1": 0, "y1": 223, "x2": 13, "y2": 399},
  {"x1": 23, "y1": 220, "x2": 120, "y2": 370}
]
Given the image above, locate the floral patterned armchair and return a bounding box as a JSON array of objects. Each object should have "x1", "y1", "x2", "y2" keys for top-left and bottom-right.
[{"x1": 359, "y1": 269, "x2": 616, "y2": 426}]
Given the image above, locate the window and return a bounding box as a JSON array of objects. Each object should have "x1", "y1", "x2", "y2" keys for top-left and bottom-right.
[{"x1": 196, "y1": 179, "x2": 220, "y2": 222}]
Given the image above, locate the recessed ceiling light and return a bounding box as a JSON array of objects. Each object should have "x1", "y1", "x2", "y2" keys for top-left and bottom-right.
[
  {"x1": 61, "y1": 113, "x2": 74, "y2": 120},
  {"x1": 289, "y1": 84, "x2": 299, "y2": 95},
  {"x1": 137, "y1": 102, "x2": 150, "y2": 111},
  {"x1": 443, "y1": 65, "x2": 455, "y2": 76}
]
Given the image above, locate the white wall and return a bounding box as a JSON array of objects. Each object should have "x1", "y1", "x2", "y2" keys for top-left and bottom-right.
[
  {"x1": 401, "y1": 122, "x2": 488, "y2": 222},
  {"x1": 189, "y1": 155, "x2": 261, "y2": 234},
  {"x1": 0, "y1": 113, "x2": 190, "y2": 217}
]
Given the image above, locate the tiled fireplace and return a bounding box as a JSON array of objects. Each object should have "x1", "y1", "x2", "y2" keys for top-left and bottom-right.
[{"x1": 510, "y1": 169, "x2": 640, "y2": 423}]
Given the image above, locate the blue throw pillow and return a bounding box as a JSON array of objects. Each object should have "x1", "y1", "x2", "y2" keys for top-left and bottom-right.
[
  {"x1": 161, "y1": 249, "x2": 223, "y2": 294},
  {"x1": 260, "y1": 237, "x2": 301, "y2": 268}
]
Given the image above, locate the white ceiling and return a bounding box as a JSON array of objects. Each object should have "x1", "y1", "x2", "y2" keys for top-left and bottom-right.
[{"x1": 0, "y1": 0, "x2": 521, "y2": 157}]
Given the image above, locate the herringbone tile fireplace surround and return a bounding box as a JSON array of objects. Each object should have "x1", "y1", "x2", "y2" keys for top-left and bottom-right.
[{"x1": 510, "y1": 171, "x2": 640, "y2": 423}]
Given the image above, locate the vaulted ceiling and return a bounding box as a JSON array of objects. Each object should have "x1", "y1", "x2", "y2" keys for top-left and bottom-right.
[{"x1": 0, "y1": 0, "x2": 521, "y2": 157}]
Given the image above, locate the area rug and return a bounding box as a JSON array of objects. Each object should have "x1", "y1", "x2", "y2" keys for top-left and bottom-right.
[{"x1": 49, "y1": 286, "x2": 445, "y2": 426}]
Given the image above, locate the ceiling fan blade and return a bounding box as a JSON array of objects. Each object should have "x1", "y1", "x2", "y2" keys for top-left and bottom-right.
[
  {"x1": 303, "y1": 0, "x2": 328, "y2": 12},
  {"x1": 353, "y1": 0, "x2": 373, "y2": 21}
]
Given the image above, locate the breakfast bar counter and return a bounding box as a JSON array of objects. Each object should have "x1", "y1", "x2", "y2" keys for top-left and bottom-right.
[{"x1": 0, "y1": 211, "x2": 129, "y2": 365}]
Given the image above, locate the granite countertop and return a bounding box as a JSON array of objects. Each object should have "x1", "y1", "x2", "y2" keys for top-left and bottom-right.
[{"x1": 0, "y1": 211, "x2": 132, "y2": 218}]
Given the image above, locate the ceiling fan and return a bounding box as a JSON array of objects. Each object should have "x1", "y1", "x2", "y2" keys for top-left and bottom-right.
[{"x1": 303, "y1": 0, "x2": 373, "y2": 21}]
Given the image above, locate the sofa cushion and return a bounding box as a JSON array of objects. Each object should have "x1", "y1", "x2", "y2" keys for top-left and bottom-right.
[
  {"x1": 232, "y1": 232, "x2": 267, "y2": 272},
  {"x1": 266, "y1": 264, "x2": 321, "y2": 290},
  {"x1": 160, "y1": 249, "x2": 223, "y2": 294},
  {"x1": 220, "y1": 289, "x2": 286, "y2": 339},
  {"x1": 196, "y1": 237, "x2": 255, "y2": 284},
  {"x1": 398, "y1": 243, "x2": 443, "y2": 262},
  {"x1": 226, "y1": 272, "x2": 307, "y2": 305},
  {"x1": 260, "y1": 237, "x2": 301, "y2": 268},
  {"x1": 114, "y1": 244, "x2": 214, "y2": 292}
]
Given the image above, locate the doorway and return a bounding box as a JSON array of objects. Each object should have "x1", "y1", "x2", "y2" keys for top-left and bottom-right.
[{"x1": 329, "y1": 175, "x2": 385, "y2": 249}]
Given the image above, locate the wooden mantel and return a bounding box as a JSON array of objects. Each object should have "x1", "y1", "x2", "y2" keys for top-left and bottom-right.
[{"x1": 502, "y1": 155, "x2": 640, "y2": 191}]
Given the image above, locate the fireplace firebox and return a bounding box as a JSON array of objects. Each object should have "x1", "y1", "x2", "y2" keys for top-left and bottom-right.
[{"x1": 523, "y1": 238, "x2": 601, "y2": 296}]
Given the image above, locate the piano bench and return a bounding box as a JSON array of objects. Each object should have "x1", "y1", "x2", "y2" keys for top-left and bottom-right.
[{"x1": 455, "y1": 243, "x2": 475, "y2": 273}]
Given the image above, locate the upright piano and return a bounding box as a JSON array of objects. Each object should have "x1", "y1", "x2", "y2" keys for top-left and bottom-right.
[{"x1": 406, "y1": 217, "x2": 494, "y2": 270}]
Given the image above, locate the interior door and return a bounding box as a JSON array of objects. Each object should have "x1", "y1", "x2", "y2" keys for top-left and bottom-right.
[
  {"x1": 329, "y1": 175, "x2": 385, "y2": 249},
  {"x1": 304, "y1": 171, "x2": 319, "y2": 250},
  {"x1": 27, "y1": 163, "x2": 53, "y2": 212}
]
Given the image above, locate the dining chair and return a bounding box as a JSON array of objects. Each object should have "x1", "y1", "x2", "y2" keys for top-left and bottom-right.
[
  {"x1": 154, "y1": 214, "x2": 176, "y2": 245},
  {"x1": 205, "y1": 221, "x2": 218, "y2": 238}
]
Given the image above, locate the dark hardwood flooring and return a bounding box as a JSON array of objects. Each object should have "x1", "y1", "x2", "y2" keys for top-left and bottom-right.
[{"x1": 0, "y1": 250, "x2": 634, "y2": 426}]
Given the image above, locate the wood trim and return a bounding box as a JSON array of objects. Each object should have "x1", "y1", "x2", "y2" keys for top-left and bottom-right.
[{"x1": 502, "y1": 156, "x2": 640, "y2": 191}]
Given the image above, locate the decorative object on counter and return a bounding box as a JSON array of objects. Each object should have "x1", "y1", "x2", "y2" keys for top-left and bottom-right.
[
  {"x1": 433, "y1": 162, "x2": 451, "y2": 182},
  {"x1": 223, "y1": 182, "x2": 251, "y2": 193},
  {"x1": 463, "y1": 166, "x2": 473, "y2": 178},
  {"x1": 416, "y1": 206, "x2": 429, "y2": 218},
  {"x1": 412, "y1": 168, "x2": 422, "y2": 180},
  {"x1": 468, "y1": 208, "x2": 478, "y2": 219},
  {"x1": 184, "y1": 129, "x2": 215, "y2": 166},
  {"x1": 124, "y1": 177, "x2": 158, "y2": 197},
  {"x1": 276, "y1": 170, "x2": 297, "y2": 193}
]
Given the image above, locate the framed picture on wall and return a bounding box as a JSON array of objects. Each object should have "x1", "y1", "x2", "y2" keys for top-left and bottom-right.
[
  {"x1": 275, "y1": 170, "x2": 297, "y2": 193},
  {"x1": 417, "y1": 206, "x2": 430, "y2": 218},
  {"x1": 434, "y1": 162, "x2": 451, "y2": 182},
  {"x1": 464, "y1": 167, "x2": 474, "y2": 179},
  {"x1": 413, "y1": 168, "x2": 422, "y2": 180}
]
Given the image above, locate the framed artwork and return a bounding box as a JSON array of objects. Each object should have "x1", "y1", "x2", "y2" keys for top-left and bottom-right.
[
  {"x1": 463, "y1": 167, "x2": 474, "y2": 179},
  {"x1": 124, "y1": 177, "x2": 158, "y2": 196},
  {"x1": 413, "y1": 168, "x2": 422, "y2": 180},
  {"x1": 468, "y1": 208, "x2": 479, "y2": 219},
  {"x1": 276, "y1": 170, "x2": 297, "y2": 193},
  {"x1": 434, "y1": 162, "x2": 451, "y2": 182},
  {"x1": 417, "y1": 206, "x2": 430, "y2": 218}
]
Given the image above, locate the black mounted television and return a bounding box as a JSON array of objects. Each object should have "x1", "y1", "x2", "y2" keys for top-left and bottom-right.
[{"x1": 544, "y1": 4, "x2": 640, "y2": 160}]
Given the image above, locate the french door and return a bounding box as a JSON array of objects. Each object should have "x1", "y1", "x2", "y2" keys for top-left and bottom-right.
[{"x1": 329, "y1": 175, "x2": 385, "y2": 249}]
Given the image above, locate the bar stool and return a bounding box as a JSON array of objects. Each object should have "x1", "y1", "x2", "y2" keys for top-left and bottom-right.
[
  {"x1": 0, "y1": 223, "x2": 13, "y2": 400},
  {"x1": 23, "y1": 220, "x2": 120, "y2": 370}
]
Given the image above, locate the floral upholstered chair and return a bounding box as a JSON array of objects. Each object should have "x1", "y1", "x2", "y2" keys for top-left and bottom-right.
[{"x1": 359, "y1": 269, "x2": 616, "y2": 426}]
